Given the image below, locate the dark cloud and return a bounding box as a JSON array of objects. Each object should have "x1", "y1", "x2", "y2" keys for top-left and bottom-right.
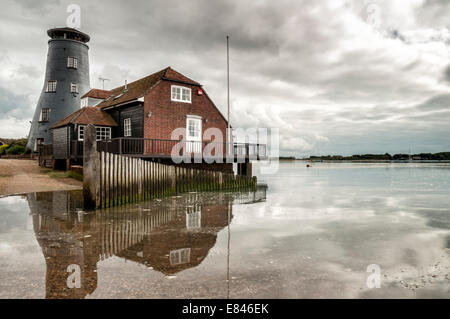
[
  {"x1": 413, "y1": 94, "x2": 450, "y2": 112},
  {"x1": 443, "y1": 65, "x2": 450, "y2": 82},
  {"x1": 1, "y1": 0, "x2": 450, "y2": 154}
]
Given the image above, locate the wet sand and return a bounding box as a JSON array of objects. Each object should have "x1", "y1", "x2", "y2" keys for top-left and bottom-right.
[{"x1": 0, "y1": 159, "x2": 82, "y2": 196}]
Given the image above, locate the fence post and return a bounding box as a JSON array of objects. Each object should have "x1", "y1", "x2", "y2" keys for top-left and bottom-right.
[
  {"x1": 171, "y1": 166, "x2": 176, "y2": 192},
  {"x1": 83, "y1": 124, "x2": 100, "y2": 209}
]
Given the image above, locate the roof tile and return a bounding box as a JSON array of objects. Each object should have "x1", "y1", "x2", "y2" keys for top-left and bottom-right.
[
  {"x1": 51, "y1": 107, "x2": 118, "y2": 129},
  {"x1": 81, "y1": 88, "x2": 112, "y2": 99}
]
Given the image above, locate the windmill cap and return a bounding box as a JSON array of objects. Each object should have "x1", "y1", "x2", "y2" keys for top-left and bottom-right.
[{"x1": 47, "y1": 27, "x2": 90, "y2": 43}]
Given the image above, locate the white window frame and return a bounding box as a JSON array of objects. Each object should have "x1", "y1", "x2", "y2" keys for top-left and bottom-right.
[
  {"x1": 169, "y1": 248, "x2": 191, "y2": 265},
  {"x1": 186, "y1": 116, "x2": 202, "y2": 140},
  {"x1": 78, "y1": 125, "x2": 111, "y2": 141},
  {"x1": 78, "y1": 125, "x2": 84, "y2": 141},
  {"x1": 70, "y1": 83, "x2": 78, "y2": 94},
  {"x1": 46, "y1": 80, "x2": 57, "y2": 92},
  {"x1": 186, "y1": 209, "x2": 201, "y2": 229},
  {"x1": 185, "y1": 115, "x2": 202, "y2": 153},
  {"x1": 39, "y1": 108, "x2": 50, "y2": 122},
  {"x1": 124, "y1": 118, "x2": 132, "y2": 137},
  {"x1": 67, "y1": 56, "x2": 78, "y2": 69},
  {"x1": 34, "y1": 138, "x2": 44, "y2": 151},
  {"x1": 171, "y1": 85, "x2": 191, "y2": 103},
  {"x1": 96, "y1": 127, "x2": 111, "y2": 141}
]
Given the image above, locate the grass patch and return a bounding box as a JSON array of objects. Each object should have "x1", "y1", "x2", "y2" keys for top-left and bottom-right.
[
  {"x1": 67, "y1": 170, "x2": 83, "y2": 182},
  {"x1": 48, "y1": 170, "x2": 83, "y2": 182}
]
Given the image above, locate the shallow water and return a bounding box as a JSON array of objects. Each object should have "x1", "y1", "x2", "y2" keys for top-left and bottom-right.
[{"x1": 0, "y1": 162, "x2": 449, "y2": 298}]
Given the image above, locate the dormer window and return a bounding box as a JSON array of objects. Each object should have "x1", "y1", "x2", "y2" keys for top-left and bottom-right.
[
  {"x1": 171, "y1": 85, "x2": 191, "y2": 103},
  {"x1": 39, "y1": 108, "x2": 50, "y2": 122},
  {"x1": 67, "y1": 57, "x2": 78, "y2": 69},
  {"x1": 70, "y1": 83, "x2": 78, "y2": 94},
  {"x1": 46, "y1": 80, "x2": 57, "y2": 92}
]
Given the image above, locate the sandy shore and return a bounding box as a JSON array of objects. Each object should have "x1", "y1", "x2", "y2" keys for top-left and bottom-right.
[{"x1": 0, "y1": 159, "x2": 82, "y2": 196}]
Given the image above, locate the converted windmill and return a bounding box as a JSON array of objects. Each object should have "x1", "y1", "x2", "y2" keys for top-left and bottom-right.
[{"x1": 27, "y1": 27, "x2": 91, "y2": 151}]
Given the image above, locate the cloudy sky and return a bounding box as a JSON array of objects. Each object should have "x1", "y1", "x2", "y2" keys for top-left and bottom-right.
[{"x1": 1, "y1": 0, "x2": 450, "y2": 156}]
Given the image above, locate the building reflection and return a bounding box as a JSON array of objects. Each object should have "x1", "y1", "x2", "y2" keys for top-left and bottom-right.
[{"x1": 28, "y1": 187, "x2": 267, "y2": 299}]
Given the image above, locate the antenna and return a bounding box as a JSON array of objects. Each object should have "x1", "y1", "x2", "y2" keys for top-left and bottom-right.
[{"x1": 98, "y1": 76, "x2": 110, "y2": 90}]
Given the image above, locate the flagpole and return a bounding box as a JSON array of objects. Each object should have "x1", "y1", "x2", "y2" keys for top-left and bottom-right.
[
  {"x1": 226, "y1": 35, "x2": 231, "y2": 299},
  {"x1": 227, "y1": 35, "x2": 230, "y2": 156}
]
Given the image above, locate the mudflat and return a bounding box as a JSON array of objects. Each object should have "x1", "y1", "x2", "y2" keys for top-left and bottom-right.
[{"x1": 0, "y1": 159, "x2": 82, "y2": 196}]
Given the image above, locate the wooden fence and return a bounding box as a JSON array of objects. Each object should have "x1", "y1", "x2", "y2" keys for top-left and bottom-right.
[
  {"x1": 82, "y1": 125, "x2": 257, "y2": 209},
  {"x1": 92, "y1": 151, "x2": 256, "y2": 209}
]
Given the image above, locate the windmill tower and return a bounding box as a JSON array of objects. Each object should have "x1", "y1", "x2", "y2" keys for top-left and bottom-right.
[{"x1": 27, "y1": 27, "x2": 91, "y2": 151}]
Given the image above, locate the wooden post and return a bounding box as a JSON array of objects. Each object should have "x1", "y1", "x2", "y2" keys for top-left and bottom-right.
[
  {"x1": 139, "y1": 159, "x2": 143, "y2": 200},
  {"x1": 83, "y1": 124, "x2": 100, "y2": 209},
  {"x1": 100, "y1": 152, "x2": 104, "y2": 208},
  {"x1": 171, "y1": 166, "x2": 176, "y2": 192}
]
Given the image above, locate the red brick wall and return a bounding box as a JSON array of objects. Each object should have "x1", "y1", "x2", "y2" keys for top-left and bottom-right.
[{"x1": 143, "y1": 80, "x2": 228, "y2": 143}]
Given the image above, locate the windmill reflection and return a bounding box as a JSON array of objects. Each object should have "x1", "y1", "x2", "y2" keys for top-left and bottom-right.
[{"x1": 28, "y1": 187, "x2": 266, "y2": 299}]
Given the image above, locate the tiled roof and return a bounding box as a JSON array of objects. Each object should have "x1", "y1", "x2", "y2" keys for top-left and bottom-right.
[
  {"x1": 51, "y1": 107, "x2": 118, "y2": 129},
  {"x1": 96, "y1": 67, "x2": 201, "y2": 110},
  {"x1": 81, "y1": 88, "x2": 112, "y2": 99},
  {"x1": 162, "y1": 67, "x2": 200, "y2": 86}
]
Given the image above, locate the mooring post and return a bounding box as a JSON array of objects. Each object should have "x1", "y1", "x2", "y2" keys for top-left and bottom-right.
[{"x1": 83, "y1": 124, "x2": 100, "y2": 209}]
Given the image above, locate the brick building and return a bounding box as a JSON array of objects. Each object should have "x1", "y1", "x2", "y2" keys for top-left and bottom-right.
[{"x1": 51, "y1": 67, "x2": 234, "y2": 172}]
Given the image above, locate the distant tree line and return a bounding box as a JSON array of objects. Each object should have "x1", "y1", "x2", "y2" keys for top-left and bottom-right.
[
  {"x1": 305, "y1": 152, "x2": 450, "y2": 161},
  {"x1": 279, "y1": 156, "x2": 297, "y2": 160}
]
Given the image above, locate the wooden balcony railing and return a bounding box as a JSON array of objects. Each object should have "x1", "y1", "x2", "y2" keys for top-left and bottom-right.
[{"x1": 70, "y1": 138, "x2": 267, "y2": 161}]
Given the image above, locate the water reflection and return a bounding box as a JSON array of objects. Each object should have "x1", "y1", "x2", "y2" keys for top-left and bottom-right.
[
  {"x1": 27, "y1": 188, "x2": 267, "y2": 299},
  {"x1": 3, "y1": 163, "x2": 449, "y2": 298}
]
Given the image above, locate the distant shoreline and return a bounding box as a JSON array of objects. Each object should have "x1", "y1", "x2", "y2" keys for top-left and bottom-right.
[{"x1": 278, "y1": 158, "x2": 450, "y2": 163}]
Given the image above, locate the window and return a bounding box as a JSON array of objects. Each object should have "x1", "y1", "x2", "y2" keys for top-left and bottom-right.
[
  {"x1": 78, "y1": 125, "x2": 111, "y2": 141},
  {"x1": 67, "y1": 57, "x2": 78, "y2": 69},
  {"x1": 171, "y1": 85, "x2": 191, "y2": 103},
  {"x1": 97, "y1": 127, "x2": 111, "y2": 140},
  {"x1": 169, "y1": 248, "x2": 191, "y2": 265},
  {"x1": 39, "y1": 108, "x2": 50, "y2": 122},
  {"x1": 78, "y1": 125, "x2": 84, "y2": 141},
  {"x1": 70, "y1": 83, "x2": 78, "y2": 94},
  {"x1": 81, "y1": 98, "x2": 87, "y2": 108},
  {"x1": 124, "y1": 118, "x2": 132, "y2": 137},
  {"x1": 186, "y1": 210, "x2": 201, "y2": 229},
  {"x1": 185, "y1": 116, "x2": 202, "y2": 153},
  {"x1": 35, "y1": 138, "x2": 44, "y2": 151},
  {"x1": 187, "y1": 118, "x2": 201, "y2": 139},
  {"x1": 46, "y1": 80, "x2": 57, "y2": 92}
]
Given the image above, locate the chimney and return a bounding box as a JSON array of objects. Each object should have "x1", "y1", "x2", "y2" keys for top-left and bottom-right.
[{"x1": 124, "y1": 80, "x2": 128, "y2": 91}]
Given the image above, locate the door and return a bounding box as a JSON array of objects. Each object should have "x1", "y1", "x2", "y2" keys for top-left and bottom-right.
[
  {"x1": 35, "y1": 138, "x2": 44, "y2": 151},
  {"x1": 186, "y1": 116, "x2": 202, "y2": 153}
]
